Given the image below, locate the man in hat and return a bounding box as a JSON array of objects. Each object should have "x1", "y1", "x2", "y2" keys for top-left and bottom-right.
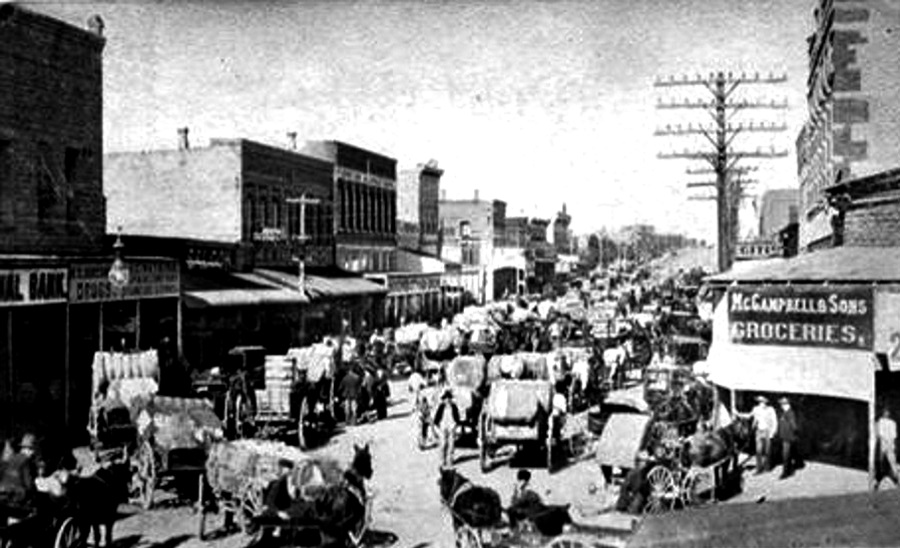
[
  {"x1": 433, "y1": 389, "x2": 461, "y2": 468},
  {"x1": 509, "y1": 469, "x2": 544, "y2": 528},
  {"x1": 750, "y1": 395, "x2": 777, "y2": 474},
  {"x1": 876, "y1": 407, "x2": 899, "y2": 488},
  {"x1": 777, "y1": 397, "x2": 800, "y2": 479}
]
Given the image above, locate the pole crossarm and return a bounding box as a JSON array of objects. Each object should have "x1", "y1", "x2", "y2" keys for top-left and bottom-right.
[
  {"x1": 687, "y1": 165, "x2": 757, "y2": 175},
  {"x1": 687, "y1": 196, "x2": 717, "y2": 201},
  {"x1": 685, "y1": 181, "x2": 717, "y2": 188}
]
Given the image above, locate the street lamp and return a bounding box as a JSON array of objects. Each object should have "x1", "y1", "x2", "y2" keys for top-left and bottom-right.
[{"x1": 108, "y1": 226, "x2": 130, "y2": 290}]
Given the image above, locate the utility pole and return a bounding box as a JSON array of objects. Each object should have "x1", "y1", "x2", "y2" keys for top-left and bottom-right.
[
  {"x1": 654, "y1": 71, "x2": 788, "y2": 272},
  {"x1": 285, "y1": 193, "x2": 322, "y2": 292}
]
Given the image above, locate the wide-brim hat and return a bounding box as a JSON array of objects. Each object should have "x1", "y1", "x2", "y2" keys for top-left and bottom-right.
[
  {"x1": 755, "y1": 395, "x2": 768, "y2": 403},
  {"x1": 778, "y1": 397, "x2": 790, "y2": 405}
]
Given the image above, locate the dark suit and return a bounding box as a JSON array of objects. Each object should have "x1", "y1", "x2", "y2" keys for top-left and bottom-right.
[{"x1": 778, "y1": 407, "x2": 799, "y2": 477}]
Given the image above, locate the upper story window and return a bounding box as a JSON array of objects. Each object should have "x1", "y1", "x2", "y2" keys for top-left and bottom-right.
[{"x1": 459, "y1": 220, "x2": 471, "y2": 239}]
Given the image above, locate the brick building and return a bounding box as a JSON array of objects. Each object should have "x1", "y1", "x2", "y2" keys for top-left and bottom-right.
[
  {"x1": 397, "y1": 160, "x2": 443, "y2": 256},
  {"x1": 0, "y1": 6, "x2": 180, "y2": 442},
  {"x1": 552, "y1": 203, "x2": 573, "y2": 255},
  {"x1": 302, "y1": 140, "x2": 397, "y2": 273},
  {"x1": 439, "y1": 192, "x2": 505, "y2": 303},
  {"x1": 797, "y1": 0, "x2": 900, "y2": 250},
  {"x1": 105, "y1": 136, "x2": 385, "y2": 370}
]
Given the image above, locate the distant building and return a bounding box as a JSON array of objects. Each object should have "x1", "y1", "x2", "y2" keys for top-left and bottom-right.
[
  {"x1": 552, "y1": 203, "x2": 573, "y2": 255},
  {"x1": 797, "y1": 0, "x2": 900, "y2": 250},
  {"x1": 758, "y1": 189, "x2": 800, "y2": 238},
  {"x1": 397, "y1": 160, "x2": 443, "y2": 256},
  {"x1": 303, "y1": 140, "x2": 397, "y2": 273},
  {"x1": 439, "y1": 191, "x2": 505, "y2": 302}
]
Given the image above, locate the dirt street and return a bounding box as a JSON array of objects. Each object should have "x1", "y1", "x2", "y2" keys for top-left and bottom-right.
[{"x1": 112, "y1": 381, "x2": 615, "y2": 548}]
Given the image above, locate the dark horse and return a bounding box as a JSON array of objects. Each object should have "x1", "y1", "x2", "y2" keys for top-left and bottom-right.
[
  {"x1": 65, "y1": 453, "x2": 132, "y2": 547},
  {"x1": 438, "y1": 468, "x2": 502, "y2": 529},
  {"x1": 684, "y1": 416, "x2": 753, "y2": 500}
]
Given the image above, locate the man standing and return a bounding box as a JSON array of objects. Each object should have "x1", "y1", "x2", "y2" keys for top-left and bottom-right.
[
  {"x1": 777, "y1": 397, "x2": 799, "y2": 479},
  {"x1": 339, "y1": 367, "x2": 361, "y2": 426},
  {"x1": 877, "y1": 408, "x2": 899, "y2": 488},
  {"x1": 433, "y1": 389, "x2": 461, "y2": 469},
  {"x1": 750, "y1": 396, "x2": 777, "y2": 474}
]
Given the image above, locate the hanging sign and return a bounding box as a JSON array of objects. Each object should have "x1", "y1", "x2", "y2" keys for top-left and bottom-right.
[
  {"x1": 0, "y1": 268, "x2": 68, "y2": 306},
  {"x1": 70, "y1": 261, "x2": 179, "y2": 303},
  {"x1": 727, "y1": 285, "x2": 873, "y2": 350},
  {"x1": 875, "y1": 291, "x2": 900, "y2": 369}
]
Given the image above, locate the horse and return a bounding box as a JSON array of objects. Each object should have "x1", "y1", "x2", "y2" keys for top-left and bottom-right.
[
  {"x1": 686, "y1": 415, "x2": 753, "y2": 468},
  {"x1": 438, "y1": 468, "x2": 502, "y2": 529},
  {"x1": 65, "y1": 452, "x2": 132, "y2": 547}
]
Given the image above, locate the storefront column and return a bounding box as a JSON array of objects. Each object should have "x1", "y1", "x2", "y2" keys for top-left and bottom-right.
[
  {"x1": 135, "y1": 300, "x2": 142, "y2": 351},
  {"x1": 64, "y1": 304, "x2": 70, "y2": 429},
  {"x1": 98, "y1": 302, "x2": 104, "y2": 351}
]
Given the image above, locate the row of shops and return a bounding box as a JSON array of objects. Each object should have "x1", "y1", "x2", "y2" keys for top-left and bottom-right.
[
  {"x1": 0, "y1": 257, "x2": 180, "y2": 443},
  {"x1": 704, "y1": 246, "x2": 900, "y2": 484}
]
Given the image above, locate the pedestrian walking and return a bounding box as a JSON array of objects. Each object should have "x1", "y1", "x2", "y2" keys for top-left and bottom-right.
[
  {"x1": 339, "y1": 367, "x2": 361, "y2": 426},
  {"x1": 433, "y1": 388, "x2": 461, "y2": 469},
  {"x1": 877, "y1": 408, "x2": 899, "y2": 488},
  {"x1": 777, "y1": 397, "x2": 800, "y2": 479},
  {"x1": 749, "y1": 395, "x2": 777, "y2": 473}
]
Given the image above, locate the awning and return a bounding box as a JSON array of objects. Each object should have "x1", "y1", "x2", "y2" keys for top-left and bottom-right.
[
  {"x1": 707, "y1": 246, "x2": 900, "y2": 284},
  {"x1": 706, "y1": 299, "x2": 876, "y2": 402},
  {"x1": 253, "y1": 268, "x2": 387, "y2": 300},
  {"x1": 184, "y1": 288, "x2": 308, "y2": 308}
]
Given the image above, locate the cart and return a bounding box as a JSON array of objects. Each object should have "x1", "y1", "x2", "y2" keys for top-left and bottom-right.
[
  {"x1": 419, "y1": 327, "x2": 458, "y2": 385},
  {"x1": 479, "y1": 353, "x2": 557, "y2": 472},
  {"x1": 88, "y1": 350, "x2": 224, "y2": 510},
  {"x1": 445, "y1": 355, "x2": 488, "y2": 441},
  {"x1": 200, "y1": 439, "x2": 372, "y2": 546},
  {"x1": 0, "y1": 502, "x2": 89, "y2": 548}
]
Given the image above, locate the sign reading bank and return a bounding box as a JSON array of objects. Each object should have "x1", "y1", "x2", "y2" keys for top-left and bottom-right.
[{"x1": 727, "y1": 286, "x2": 873, "y2": 350}]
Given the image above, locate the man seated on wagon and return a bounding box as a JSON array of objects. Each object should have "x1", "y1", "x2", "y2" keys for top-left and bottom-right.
[
  {"x1": 0, "y1": 434, "x2": 40, "y2": 521},
  {"x1": 616, "y1": 451, "x2": 652, "y2": 515}
]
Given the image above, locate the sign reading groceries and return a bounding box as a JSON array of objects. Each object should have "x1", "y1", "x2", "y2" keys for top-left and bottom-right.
[{"x1": 727, "y1": 286, "x2": 873, "y2": 350}]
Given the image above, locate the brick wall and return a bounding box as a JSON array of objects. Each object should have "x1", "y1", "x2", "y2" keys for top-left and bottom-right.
[
  {"x1": 0, "y1": 6, "x2": 106, "y2": 254},
  {"x1": 105, "y1": 145, "x2": 243, "y2": 243},
  {"x1": 844, "y1": 199, "x2": 900, "y2": 247}
]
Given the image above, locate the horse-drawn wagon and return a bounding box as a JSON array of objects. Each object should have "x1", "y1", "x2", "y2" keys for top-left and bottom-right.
[
  {"x1": 479, "y1": 353, "x2": 559, "y2": 472},
  {"x1": 419, "y1": 327, "x2": 457, "y2": 385},
  {"x1": 200, "y1": 439, "x2": 373, "y2": 547},
  {"x1": 89, "y1": 350, "x2": 224, "y2": 510}
]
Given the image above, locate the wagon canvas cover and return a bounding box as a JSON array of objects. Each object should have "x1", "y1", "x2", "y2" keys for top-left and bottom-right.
[
  {"x1": 595, "y1": 413, "x2": 651, "y2": 470},
  {"x1": 487, "y1": 380, "x2": 552, "y2": 423},
  {"x1": 287, "y1": 344, "x2": 335, "y2": 383}
]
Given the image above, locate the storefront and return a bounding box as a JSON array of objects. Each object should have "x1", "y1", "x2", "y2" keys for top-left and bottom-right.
[
  {"x1": 0, "y1": 257, "x2": 179, "y2": 443},
  {"x1": 366, "y1": 272, "x2": 443, "y2": 326},
  {"x1": 705, "y1": 247, "x2": 900, "y2": 483}
]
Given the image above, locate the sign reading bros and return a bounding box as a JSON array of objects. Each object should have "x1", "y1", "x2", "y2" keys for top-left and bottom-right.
[{"x1": 727, "y1": 286, "x2": 873, "y2": 350}]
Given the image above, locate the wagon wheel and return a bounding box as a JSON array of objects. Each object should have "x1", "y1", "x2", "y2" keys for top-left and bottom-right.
[
  {"x1": 478, "y1": 413, "x2": 492, "y2": 473},
  {"x1": 234, "y1": 392, "x2": 254, "y2": 439},
  {"x1": 543, "y1": 533, "x2": 603, "y2": 548},
  {"x1": 455, "y1": 525, "x2": 483, "y2": 548},
  {"x1": 644, "y1": 465, "x2": 677, "y2": 515},
  {"x1": 53, "y1": 517, "x2": 89, "y2": 548},
  {"x1": 237, "y1": 482, "x2": 264, "y2": 534},
  {"x1": 682, "y1": 467, "x2": 716, "y2": 507},
  {"x1": 297, "y1": 396, "x2": 310, "y2": 450},
  {"x1": 130, "y1": 440, "x2": 157, "y2": 510}
]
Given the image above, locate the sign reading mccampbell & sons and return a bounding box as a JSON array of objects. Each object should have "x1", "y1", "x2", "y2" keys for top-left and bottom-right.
[{"x1": 727, "y1": 286, "x2": 873, "y2": 350}]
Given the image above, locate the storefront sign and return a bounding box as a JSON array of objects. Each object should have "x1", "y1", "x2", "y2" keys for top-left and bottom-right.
[
  {"x1": 0, "y1": 268, "x2": 68, "y2": 306},
  {"x1": 727, "y1": 286, "x2": 873, "y2": 350},
  {"x1": 874, "y1": 291, "x2": 900, "y2": 369},
  {"x1": 70, "y1": 261, "x2": 179, "y2": 303}
]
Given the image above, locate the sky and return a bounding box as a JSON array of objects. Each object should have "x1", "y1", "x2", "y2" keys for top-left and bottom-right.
[{"x1": 27, "y1": 0, "x2": 814, "y2": 241}]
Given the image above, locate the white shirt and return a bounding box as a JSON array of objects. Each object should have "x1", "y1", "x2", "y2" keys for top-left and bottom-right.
[
  {"x1": 751, "y1": 403, "x2": 777, "y2": 437},
  {"x1": 552, "y1": 393, "x2": 568, "y2": 415},
  {"x1": 408, "y1": 372, "x2": 426, "y2": 396},
  {"x1": 572, "y1": 359, "x2": 590, "y2": 388},
  {"x1": 878, "y1": 417, "x2": 897, "y2": 446}
]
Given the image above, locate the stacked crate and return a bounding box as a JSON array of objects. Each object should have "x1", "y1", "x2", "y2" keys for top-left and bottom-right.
[{"x1": 255, "y1": 356, "x2": 294, "y2": 418}]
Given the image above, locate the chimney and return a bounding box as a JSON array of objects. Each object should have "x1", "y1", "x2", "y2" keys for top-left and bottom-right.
[
  {"x1": 177, "y1": 127, "x2": 190, "y2": 150},
  {"x1": 287, "y1": 132, "x2": 297, "y2": 150},
  {"x1": 87, "y1": 14, "x2": 105, "y2": 37},
  {"x1": 474, "y1": 189, "x2": 479, "y2": 201}
]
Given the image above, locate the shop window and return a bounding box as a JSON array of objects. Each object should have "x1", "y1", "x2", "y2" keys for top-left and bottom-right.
[
  {"x1": 102, "y1": 301, "x2": 138, "y2": 351},
  {"x1": 37, "y1": 141, "x2": 60, "y2": 224}
]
